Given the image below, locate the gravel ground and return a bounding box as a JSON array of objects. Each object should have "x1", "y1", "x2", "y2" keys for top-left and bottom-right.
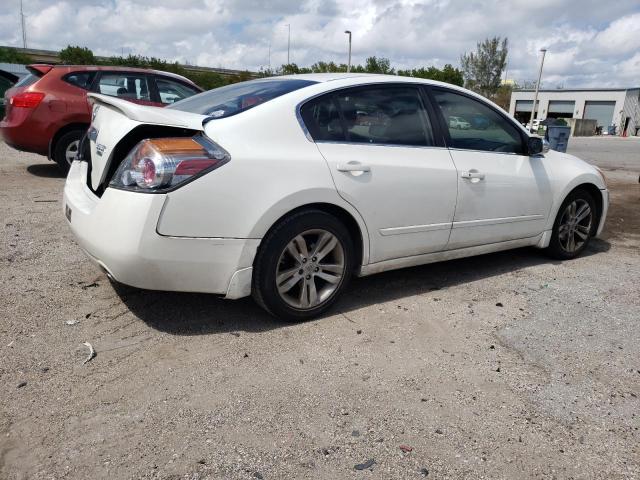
[{"x1": 0, "y1": 137, "x2": 639, "y2": 479}]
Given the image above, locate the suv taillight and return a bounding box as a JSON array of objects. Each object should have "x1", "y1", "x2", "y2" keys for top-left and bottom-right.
[
  {"x1": 10, "y1": 92, "x2": 45, "y2": 108},
  {"x1": 109, "y1": 135, "x2": 230, "y2": 192}
]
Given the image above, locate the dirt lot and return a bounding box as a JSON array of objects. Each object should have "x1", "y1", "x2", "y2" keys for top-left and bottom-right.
[{"x1": 1, "y1": 137, "x2": 639, "y2": 479}]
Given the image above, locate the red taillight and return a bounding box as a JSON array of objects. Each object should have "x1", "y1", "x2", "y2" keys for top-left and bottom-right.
[
  {"x1": 10, "y1": 92, "x2": 45, "y2": 108},
  {"x1": 111, "y1": 135, "x2": 230, "y2": 192},
  {"x1": 140, "y1": 158, "x2": 156, "y2": 185},
  {"x1": 174, "y1": 159, "x2": 219, "y2": 176}
]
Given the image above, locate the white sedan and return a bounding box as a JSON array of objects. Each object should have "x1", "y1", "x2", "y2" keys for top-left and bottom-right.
[
  {"x1": 63, "y1": 74, "x2": 608, "y2": 321},
  {"x1": 449, "y1": 115, "x2": 471, "y2": 129}
]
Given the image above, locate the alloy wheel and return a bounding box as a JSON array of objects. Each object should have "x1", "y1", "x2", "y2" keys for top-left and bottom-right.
[
  {"x1": 275, "y1": 229, "x2": 345, "y2": 310},
  {"x1": 558, "y1": 199, "x2": 592, "y2": 253},
  {"x1": 65, "y1": 140, "x2": 80, "y2": 165}
]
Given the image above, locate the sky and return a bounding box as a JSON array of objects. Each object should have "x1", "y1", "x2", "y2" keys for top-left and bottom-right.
[{"x1": 1, "y1": 0, "x2": 639, "y2": 88}]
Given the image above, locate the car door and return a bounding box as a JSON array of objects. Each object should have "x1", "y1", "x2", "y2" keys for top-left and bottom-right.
[
  {"x1": 429, "y1": 87, "x2": 553, "y2": 249},
  {"x1": 300, "y1": 84, "x2": 458, "y2": 264}
]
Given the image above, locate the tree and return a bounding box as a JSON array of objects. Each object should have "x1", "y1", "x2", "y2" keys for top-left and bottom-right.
[
  {"x1": 0, "y1": 46, "x2": 33, "y2": 64},
  {"x1": 492, "y1": 84, "x2": 513, "y2": 111},
  {"x1": 309, "y1": 61, "x2": 347, "y2": 73},
  {"x1": 280, "y1": 63, "x2": 312, "y2": 75},
  {"x1": 363, "y1": 56, "x2": 394, "y2": 74},
  {"x1": 189, "y1": 71, "x2": 227, "y2": 90},
  {"x1": 397, "y1": 64, "x2": 463, "y2": 86},
  {"x1": 460, "y1": 37, "x2": 508, "y2": 97},
  {"x1": 59, "y1": 45, "x2": 96, "y2": 65}
]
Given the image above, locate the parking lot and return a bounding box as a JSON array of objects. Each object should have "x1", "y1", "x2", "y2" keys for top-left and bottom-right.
[{"x1": 0, "y1": 137, "x2": 638, "y2": 479}]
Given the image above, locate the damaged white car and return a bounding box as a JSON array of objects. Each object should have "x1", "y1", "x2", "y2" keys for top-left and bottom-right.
[{"x1": 63, "y1": 74, "x2": 608, "y2": 321}]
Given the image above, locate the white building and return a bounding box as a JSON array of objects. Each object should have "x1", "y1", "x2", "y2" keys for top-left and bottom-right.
[{"x1": 509, "y1": 88, "x2": 640, "y2": 136}]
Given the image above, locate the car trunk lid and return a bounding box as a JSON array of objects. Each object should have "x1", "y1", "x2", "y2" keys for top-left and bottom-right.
[{"x1": 86, "y1": 93, "x2": 207, "y2": 191}]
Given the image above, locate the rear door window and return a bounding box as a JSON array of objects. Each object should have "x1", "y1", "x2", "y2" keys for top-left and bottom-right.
[
  {"x1": 334, "y1": 86, "x2": 434, "y2": 146},
  {"x1": 63, "y1": 72, "x2": 96, "y2": 90},
  {"x1": 301, "y1": 85, "x2": 435, "y2": 147},
  {"x1": 155, "y1": 77, "x2": 200, "y2": 104},
  {"x1": 97, "y1": 73, "x2": 151, "y2": 101}
]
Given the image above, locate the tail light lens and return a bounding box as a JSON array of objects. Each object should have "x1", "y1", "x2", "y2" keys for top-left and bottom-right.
[
  {"x1": 110, "y1": 135, "x2": 230, "y2": 192},
  {"x1": 10, "y1": 92, "x2": 45, "y2": 108}
]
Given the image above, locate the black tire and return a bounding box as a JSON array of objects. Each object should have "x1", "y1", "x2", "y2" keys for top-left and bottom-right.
[
  {"x1": 546, "y1": 189, "x2": 597, "y2": 260},
  {"x1": 252, "y1": 209, "x2": 355, "y2": 322},
  {"x1": 53, "y1": 129, "x2": 84, "y2": 175}
]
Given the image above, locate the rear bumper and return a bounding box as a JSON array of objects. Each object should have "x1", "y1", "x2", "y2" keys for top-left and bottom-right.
[
  {"x1": 0, "y1": 113, "x2": 50, "y2": 156},
  {"x1": 63, "y1": 161, "x2": 258, "y2": 298}
]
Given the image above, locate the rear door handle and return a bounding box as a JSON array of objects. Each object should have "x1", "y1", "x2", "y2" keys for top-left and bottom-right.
[
  {"x1": 460, "y1": 170, "x2": 485, "y2": 180},
  {"x1": 337, "y1": 162, "x2": 371, "y2": 173}
]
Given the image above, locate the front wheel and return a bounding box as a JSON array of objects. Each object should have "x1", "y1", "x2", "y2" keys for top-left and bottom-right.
[
  {"x1": 252, "y1": 210, "x2": 354, "y2": 321},
  {"x1": 546, "y1": 189, "x2": 597, "y2": 259}
]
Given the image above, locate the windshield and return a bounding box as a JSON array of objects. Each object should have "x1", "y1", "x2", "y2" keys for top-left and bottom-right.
[{"x1": 167, "y1": 78, "x2": 316, "y2": 118}]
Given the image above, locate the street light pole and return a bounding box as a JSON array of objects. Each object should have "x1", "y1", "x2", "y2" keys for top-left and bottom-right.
[
  {"x1": 529, "y1": 48, "x2": 547, "y2": 133},
  {"x1": 344, "y1": 30, "x2": 352, "y2": 72},
  {"x1": 286, "y1": 24, "x2": 291, "y2": 65},
  {"x1": 20, "y1": 0, "x2": 27, "y2": 48}
]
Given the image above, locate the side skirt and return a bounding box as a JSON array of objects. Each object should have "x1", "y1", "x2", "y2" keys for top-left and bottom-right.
[{"x1": 358, "y1": 234, "x2": 543, "y2": 277}]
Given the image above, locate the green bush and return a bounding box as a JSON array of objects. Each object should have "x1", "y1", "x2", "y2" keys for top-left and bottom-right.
[
  {"x1": 0, "y1": 47, "x2": 33, "y2": 64},
  {"x1": 59, "y1": 45, "x2": 96, "y2": 65}
]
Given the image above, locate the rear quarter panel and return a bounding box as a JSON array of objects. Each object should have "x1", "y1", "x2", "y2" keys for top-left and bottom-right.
[{"x1": 155, "y1": 95, "x2": 370, "y2": 261}]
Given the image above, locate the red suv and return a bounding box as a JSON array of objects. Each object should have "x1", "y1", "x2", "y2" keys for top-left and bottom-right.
[{"x1": 1, "y1": 64, "x2": 202, "y2": 173}]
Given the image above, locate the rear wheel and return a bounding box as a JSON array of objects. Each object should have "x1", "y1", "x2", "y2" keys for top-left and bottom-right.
[
  {"x1": 252, "y1": 210, "x2": 354, "y2": 321},
  {"x1": 546, "y1": 189, "x2": 596, "y2": 259},
  {"x1": 53, "y1": 129, "x2": 84, "y2": 174}
]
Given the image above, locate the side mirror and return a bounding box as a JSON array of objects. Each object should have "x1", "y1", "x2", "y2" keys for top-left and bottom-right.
[{"x1": 527, "y1": 136, "x2": 547, "y2": 155}]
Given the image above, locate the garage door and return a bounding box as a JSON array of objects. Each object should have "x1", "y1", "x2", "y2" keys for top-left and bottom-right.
[
  {"x1": 514, "y1": 100, "x2": 539, "y2": 123},
  {"x1": 548, "y1": 100, "x2": 575, "y2": 119},
  {"x1": 583, "y1": 101, "x2": 615, "y2": 127}
]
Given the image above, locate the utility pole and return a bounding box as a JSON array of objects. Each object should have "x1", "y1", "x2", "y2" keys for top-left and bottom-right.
[
  {"x1": 20, "y1": 0, "x2": 27, "y2": 48},
  {"x1": 286, "y1": 24, "x2": 290, "y2": 65},
  {"x1": 344, "y1": 30, "x2": 352, "y2": 72},
  {"x1": 529, "y1": 48, "x2": 547, "y2": 133},
  {"x1": 268, "y1": 41, "x2": 271, "y2": 71}
]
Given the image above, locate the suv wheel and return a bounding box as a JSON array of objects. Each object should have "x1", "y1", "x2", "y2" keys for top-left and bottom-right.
[
  {"x1": 53, "y1": 129, "x2": 84, "y2": 174},
  {"x1": 252, "y1": 210, "x2": 354, "y2": 322}
]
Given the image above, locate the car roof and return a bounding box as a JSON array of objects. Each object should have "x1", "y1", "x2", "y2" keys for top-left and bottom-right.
[
  {"x1": 32, "y1": 64, "x2": 197, "y2": 86},
  {"x1": 276, "y1": 72, "x2": 452, "y2": 87},
  {"x1": 266, "y1": 73, "x2": 521, "y2": 131}
]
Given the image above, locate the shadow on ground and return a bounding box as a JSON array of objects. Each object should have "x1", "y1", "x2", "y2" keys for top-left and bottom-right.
[
  {"x1": 26, "y1": 163, "x2": 66, "y2": 179},
  {"x1": 116, "y1": 239, "x2": 610, "y2": 336}
]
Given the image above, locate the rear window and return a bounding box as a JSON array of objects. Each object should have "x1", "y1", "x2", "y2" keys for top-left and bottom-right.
[
  {"x1": 168, "y1": 79, "x2": 316, "y2": 118},
  {"x1": 14, "y1": 73, "x2": 39, "y2": 88}
]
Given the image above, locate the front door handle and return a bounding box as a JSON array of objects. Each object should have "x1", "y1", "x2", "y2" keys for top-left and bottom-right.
[
  {"x1": 460, "y1": 170, "x2": 485, "y2": 180},
  {"x1": 337, "y1": 162, "x2": 371, "y2": 173}
]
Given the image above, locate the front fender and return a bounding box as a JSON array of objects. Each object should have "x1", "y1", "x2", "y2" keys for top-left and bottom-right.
[{"x1": 544, "y1": 172, "x2": 607, "y2": 232}]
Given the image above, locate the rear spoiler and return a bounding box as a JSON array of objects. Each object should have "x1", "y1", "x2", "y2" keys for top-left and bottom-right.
[
  {"x1": 87, "y1": 93, "x2": 206, "y2": 130},
  {"x1": 27, "y1": 64, "x2": 53, "y2": 76}
]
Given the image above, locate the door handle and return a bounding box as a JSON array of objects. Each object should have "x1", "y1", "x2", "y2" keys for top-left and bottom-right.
[
  {"x1": 337, "y1": 162, "x2": 371, "y2": 173},
  {"x1": 461, "y1": 170, "x2": 485, "y2": 180}
]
